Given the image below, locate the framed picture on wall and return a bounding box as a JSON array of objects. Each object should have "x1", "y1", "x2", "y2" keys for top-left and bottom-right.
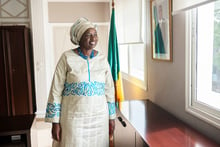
[{"x1": 150, "y1": 0, "x2": 172, "y2": 61}]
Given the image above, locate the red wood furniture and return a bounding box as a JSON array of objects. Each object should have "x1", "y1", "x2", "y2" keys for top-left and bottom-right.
[
  {"x1": 113, "y1": 109, "x2": 148, "y2": 147},
  {"x1": 115, "y1": 100, "x2": 220, "y2": 147},
  {"x1": 0, "y1": 114, "x2": 35, "y2": 146},
  {"x1": 0, "y1": 26, "x2": 36, "y2": 147},
  {"x1": 0, "y1": 26, "x2": 36, "y2": 117}
]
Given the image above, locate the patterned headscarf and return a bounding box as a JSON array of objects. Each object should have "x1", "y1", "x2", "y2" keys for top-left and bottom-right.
[{"x1": 70, "y1": 17, "x2": 97, "y2": 45}]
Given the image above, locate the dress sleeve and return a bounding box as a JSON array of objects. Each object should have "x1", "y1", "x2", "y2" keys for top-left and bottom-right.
[
  {"x1": 45, "y1": 53, "x2": 67, "y2": 123},
  {"x1": 105, "y1": 60, "x2": 116, "y2": 120}
]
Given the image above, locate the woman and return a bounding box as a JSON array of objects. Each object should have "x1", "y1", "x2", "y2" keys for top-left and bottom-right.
[{"x1": 45, "y1": 17, "x2": 116, "y2": 147}]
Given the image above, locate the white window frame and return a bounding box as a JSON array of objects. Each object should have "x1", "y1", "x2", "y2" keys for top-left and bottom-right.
[{"x1": 185, "y1": 8, "x2": 220, "y2": 129}]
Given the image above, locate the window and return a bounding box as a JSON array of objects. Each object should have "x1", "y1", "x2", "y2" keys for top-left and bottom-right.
[
  {"x1": 119, "y1": 43, "x2": 146, "y2": 89},
  {"x1": 186, "y1": 1, "x2": 220, "y2": 128},
  {"x1": 116, "y1": 0, "x2": 148, "y2": 90}
]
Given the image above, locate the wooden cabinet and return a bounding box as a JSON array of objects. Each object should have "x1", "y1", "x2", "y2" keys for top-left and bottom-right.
[
  {"x1": 114, "y1": 110, "x2": 148, "y2": 147},
  {"x1": 0, "y1": 26, "x2": 36, "y2": 117},
  {"x1": 114, "y1": 115, "x2": 136, "y2": 147},
  {"x1": 135, "y1": 132, "x2": 148, "y2": 147},
  {"x1": 117, "y1": 100, "x2": 220, "y2": 147},
  {"x1": 0, "y1": 114, "x2": 35, "y2": 147}
]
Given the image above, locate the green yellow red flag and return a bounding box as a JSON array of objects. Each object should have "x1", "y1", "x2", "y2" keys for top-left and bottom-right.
[{"x1": 108, "y1": 1, "x2": 124, "y2": 105}]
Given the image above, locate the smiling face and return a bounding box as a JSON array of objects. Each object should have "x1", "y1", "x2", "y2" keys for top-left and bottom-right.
[{"x1": 79, "y1": 28, "x2": 98, "y2": 50}]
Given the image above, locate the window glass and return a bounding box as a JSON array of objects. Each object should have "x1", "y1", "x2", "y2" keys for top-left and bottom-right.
[
  {"x1": 196, "y1": 1, "x2": 220, "y2": 110},
  {"x1": 129, "y1": 44, "x2": 145, "y2": 81},
  {"x1": 119, "y1": 45, "x2": 128, "y2": 74},
  {"x1": 119, "y1": 43, "x2": 146, "y2": 89}
]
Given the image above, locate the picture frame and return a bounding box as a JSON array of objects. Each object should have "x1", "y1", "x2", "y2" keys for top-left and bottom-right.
[{"x1": 150, "y1": 0, "x2": 172, "y2": 61}]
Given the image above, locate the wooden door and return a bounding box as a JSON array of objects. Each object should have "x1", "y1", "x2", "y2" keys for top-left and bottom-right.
[{"x1": 0, "y1": 26, "x2": 35, "y2": 116}]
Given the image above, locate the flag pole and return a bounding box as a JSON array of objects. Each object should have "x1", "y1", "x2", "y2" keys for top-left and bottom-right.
[
  {"x1": 111, "y1": 0, "x2": 118, "y2": 106},
  {"x1": 109, "y1": 2, "x2": 115, "y2": 146}
]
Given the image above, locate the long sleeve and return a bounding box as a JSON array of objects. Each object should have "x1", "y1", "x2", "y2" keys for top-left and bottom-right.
[
  {"x1": 105, "y1": 60, "x2": 116, "y2": 120},
  {"x1": 45, "y1": 54, "x2": 67, "y2": 123}
]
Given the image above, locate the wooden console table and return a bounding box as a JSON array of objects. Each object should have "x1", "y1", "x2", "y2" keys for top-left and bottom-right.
[
  {"x1": 115, "y1": 100, "x2": 219, "y2": 147},
  {"x1": 0, "y1": 114, "x2": 35, "y2": 147}
]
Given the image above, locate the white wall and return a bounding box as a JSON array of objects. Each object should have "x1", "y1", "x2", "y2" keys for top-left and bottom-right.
[
  {"x1": 48, "y1": 2, "x2": 110, "y2": 23},
  {"x1": 30, "y1": 0, "x2": 49, "y2": 117}
]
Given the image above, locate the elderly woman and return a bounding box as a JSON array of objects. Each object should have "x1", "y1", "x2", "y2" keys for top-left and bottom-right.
[{"x1": 45, "y1": 17, "x2": 116, "y2": 147}]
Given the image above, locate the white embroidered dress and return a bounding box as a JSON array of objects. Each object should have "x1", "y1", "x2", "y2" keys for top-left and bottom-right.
[{"x1": 45, "y1": 49, "x2": 116, "y2": 147}]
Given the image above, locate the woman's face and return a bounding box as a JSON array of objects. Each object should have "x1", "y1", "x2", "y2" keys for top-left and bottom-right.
[{"x1": 79, "y1": 28, "x2": 98, "y2": 50}]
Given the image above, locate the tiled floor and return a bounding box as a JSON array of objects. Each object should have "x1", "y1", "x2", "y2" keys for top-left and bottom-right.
[{"x1": 32, "y1": 120, "x2": 52, "y2": 147}]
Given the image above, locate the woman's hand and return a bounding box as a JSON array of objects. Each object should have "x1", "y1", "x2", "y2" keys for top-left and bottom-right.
[
  {"x1": 109, "y1": 119, "x2": 115, "y2": 147},
  {"x1": 52, "y1": 123, "x2": 62, "y2": 142},
  {"x1": 109, "y1": 119, "x2": 115, "y2": 136}
]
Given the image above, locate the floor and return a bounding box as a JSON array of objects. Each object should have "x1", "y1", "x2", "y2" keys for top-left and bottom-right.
[{"x1": 32, "y1": 119, "x2": 53, "y2": 147}]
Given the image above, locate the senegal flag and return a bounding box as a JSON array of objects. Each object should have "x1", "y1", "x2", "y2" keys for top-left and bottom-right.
[{"x1": 108, "y1": 3, "x2": 124, "y2": 105}]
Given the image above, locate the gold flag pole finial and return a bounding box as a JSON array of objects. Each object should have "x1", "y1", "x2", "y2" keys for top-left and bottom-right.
[{"x1": 112, "y1": 0, "x2": 114, "y2": 8}]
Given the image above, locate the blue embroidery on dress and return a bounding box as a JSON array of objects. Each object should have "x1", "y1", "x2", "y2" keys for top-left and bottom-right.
[
  {"x1": 63, "y1": 81, "x2": 105, "y2": 96},
  {"x1": 108, "y1": 102, "x2": 116, "y2": 115},
  {"x1": 46, "y1": 103, "x2": 61, "y2": 118}
]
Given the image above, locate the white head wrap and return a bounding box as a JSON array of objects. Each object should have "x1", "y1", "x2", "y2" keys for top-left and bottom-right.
[{"x1": 70, "y1": 17, "x2": 97, "y2": 45}]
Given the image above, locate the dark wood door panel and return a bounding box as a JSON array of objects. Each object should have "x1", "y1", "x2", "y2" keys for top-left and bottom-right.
[
  {"x1": 0, "y1": 30, "x2": 10, "y2": 116},
  {"x1": 5, "y1": 28, "x2": 31, "y2": 115},
  {"x1": 0, "y1": 26, "x2": 35, "y2": 116}
]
